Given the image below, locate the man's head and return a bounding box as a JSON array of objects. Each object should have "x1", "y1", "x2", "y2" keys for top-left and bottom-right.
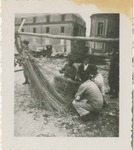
[
  {"x1": 83, "y1": 65, "x2": 98, "y2": 81},
  {"x1": 68, "y1": 59, "x2": 75, "y2": 66},
  {"x1": 90, "y1": 65, "x2": 98, "y2": 76},
  {"x1": 83, "y1": 58, "x2": 89, "y2": 65},
  {"x1": 22, "y1": 40, "x2": 29, "y2": 49}
]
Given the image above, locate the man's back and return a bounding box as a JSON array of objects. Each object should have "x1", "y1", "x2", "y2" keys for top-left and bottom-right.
[{"x1": 77, "y1": 80, "x2": 103, "y2": 110}]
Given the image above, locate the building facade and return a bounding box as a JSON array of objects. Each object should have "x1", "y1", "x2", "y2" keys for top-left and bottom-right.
[
  {"x1": 89, "y1": 13, "x2": 119, "y2": 55},
  {"x1": 15, "y1": 13, "x2": 86, "y2": 56}
]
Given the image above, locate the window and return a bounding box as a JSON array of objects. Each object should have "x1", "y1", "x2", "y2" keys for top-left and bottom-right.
[
  {"x1": 61, "y1": 27, "x2": 65, "y2": 33},
  {"x1": 33, "y1": 17, "x2": 36, "y2": 23},
  {"x1": 79, "y1": 28, "x2": 81, "y2": 36},
  {"x1": 46, "y1": 16, "x2": 50, "y2": 22},
  {"x1": 97, "y1": 22, "x2": 104, "y2": 35},
  {"x1": 46, "y1": 27, "x2": 49, "y2": 33},
  {"x1": 60, "y1": 39, "x2": 64, "y2": 45},
  {"x1": 61, "y1": 14, "x2": 65, "y2": 21},
  {"x1": 33, "y1": 27, "x2": 36, "y2": 33},
  {"x1": 73, "y1": 26, "x2": 79, "y2": 36},
  {"x1": 21, "y1": 28, "x2": 24, "y2": 32}
]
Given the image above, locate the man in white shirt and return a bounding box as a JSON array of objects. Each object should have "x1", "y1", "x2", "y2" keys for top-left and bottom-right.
[{"x1": 77, "y1": 58, "x2": 95, "y2": 83}]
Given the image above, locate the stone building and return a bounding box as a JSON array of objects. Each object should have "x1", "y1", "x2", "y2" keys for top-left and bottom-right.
[
  {"x1": 15, "y1": 13, "x2": 86, "y2": 56},
  {"x1": 89, "y1": 13, "x2": 119, "y2": 55}
]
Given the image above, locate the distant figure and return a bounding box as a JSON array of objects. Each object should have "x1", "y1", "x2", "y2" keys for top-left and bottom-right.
[
  {"x1": 59, "y1": 59, "x2": 77, "y2": 81},
  {"x1": 46, "y1": 45, "x2": 52, "y2": 57},
  {"x1": 107, "y1": 49, "x2": 119, "y2": 98},
  {"x1": 77, "y1": 58, "x2": 95, "y2": 83},
  {"x1": 72, "y1": 76, "x2": 103, "y2": 121},
  {"x1": 21, "y1": 40, "x2": 31, "y2": 84}
]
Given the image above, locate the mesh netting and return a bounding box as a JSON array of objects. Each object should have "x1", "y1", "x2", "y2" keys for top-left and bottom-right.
[
  {"x1": 23, "y1": 51, "x2": 68, "y2": 113},
  {"x1": 15, "y1": 33, "x2": 69, "y2": 113}
]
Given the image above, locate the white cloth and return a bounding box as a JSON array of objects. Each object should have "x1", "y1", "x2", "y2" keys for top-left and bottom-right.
[
  {"x1": 92, "y1": 73, "x2": 105, "y2": 96},
  {"x1": 83, "y1": 64, "x2": 89, "y2": 71}
]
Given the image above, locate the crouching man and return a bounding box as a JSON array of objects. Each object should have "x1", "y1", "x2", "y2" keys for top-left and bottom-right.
[{"x1": 72, "y1": 75, "x2": 103, "y2": 121}]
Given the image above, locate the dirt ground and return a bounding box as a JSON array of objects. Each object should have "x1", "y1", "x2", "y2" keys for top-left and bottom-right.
[{"x1": 14, "y1": 58, "x2": 119, "y2": 137}]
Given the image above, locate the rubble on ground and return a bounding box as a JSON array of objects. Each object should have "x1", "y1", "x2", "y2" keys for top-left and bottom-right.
[{"x1": 14, "y1": 58, "x2": 119, "y2": 137}]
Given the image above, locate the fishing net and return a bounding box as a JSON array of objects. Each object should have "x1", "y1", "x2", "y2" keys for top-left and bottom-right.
[
  {"x1": 54, "y1": 76, "x2": 80, "y2": 100},
  {"x1": 15, "y1": 33, "x2": 68, "y2": 113}
]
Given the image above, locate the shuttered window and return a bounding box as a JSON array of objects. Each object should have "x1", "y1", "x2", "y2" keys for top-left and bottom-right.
[
  {"x1": 97, "y1": 22, "x2": 104, "y2": 35},
  {"x1": 33, "y1": 27, "x2": 36, "y2": 33},
  {"x1": 61, "y1": 27, "x2": 65, "y2": 33},
  {"x1": 46, "y1": 27, "x2": 50, "y2": 33}
]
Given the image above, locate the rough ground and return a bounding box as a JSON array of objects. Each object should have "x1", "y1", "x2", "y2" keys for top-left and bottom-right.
[{"x1": 14, "y1": 58, "x2": 119, "y2": 137}]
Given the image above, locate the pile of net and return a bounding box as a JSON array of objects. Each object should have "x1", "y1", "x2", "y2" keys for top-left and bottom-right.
[
  {"x1": 25, "y1": 52, "x2": 69, "y2": 112},
  {"x1": 15, "y1": 33, "x2": 68, "y2": 113}
]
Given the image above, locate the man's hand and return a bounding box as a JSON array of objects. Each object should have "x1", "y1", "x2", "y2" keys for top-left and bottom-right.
[
  {"x1": 75, "y1": 96, "x2": 80, "y2": 101},
  {"x1": 75, "y1": 76, "x2": 81, "y2": 82},
  {"x1": 103, "y1": 95, "x2": 109, "y2": 106}
]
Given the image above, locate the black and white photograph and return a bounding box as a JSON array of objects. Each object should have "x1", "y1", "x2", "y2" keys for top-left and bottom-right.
[
  {"x1": 14, "y1": 13, "x2": 119, "y2": 137},
  {"x1": 2, "y1": 0, "x2": 133, "y2": 149}
]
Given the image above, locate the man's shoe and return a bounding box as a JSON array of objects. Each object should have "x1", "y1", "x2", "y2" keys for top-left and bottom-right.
[
  {"x1": 81, "y1": 113, "x2": 95, "y2": 122},
  {"x1": 81, "y1": 114, "x2": 89, "y2": 122}
]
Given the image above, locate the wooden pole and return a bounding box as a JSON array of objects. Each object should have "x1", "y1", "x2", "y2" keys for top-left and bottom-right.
[
  {"x1": 14, "y1": 69, "x2": 23, "y2": 72},
  {"x1": 18, "y1": 31, "x2": 119, "y2": 43}
]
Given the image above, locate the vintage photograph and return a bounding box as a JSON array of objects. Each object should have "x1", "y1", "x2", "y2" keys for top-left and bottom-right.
[{"x1": 14, "y1": 13, "x2": 119, "y2": 137}]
